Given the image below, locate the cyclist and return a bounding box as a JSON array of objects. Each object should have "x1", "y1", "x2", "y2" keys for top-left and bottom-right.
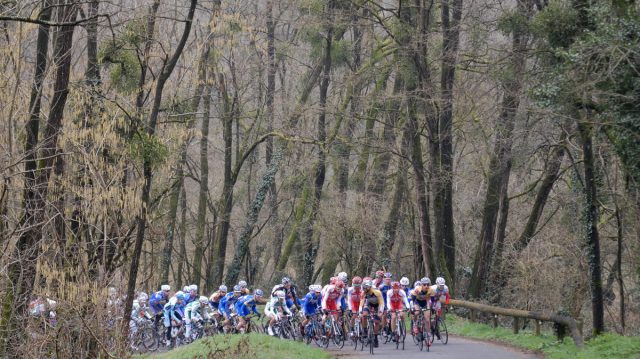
[
  {"x1": 208, "y1": 285, "x2": 227, "y2": 312},
  {"x1": 372, "y1": 270, "x2": 385, "y2": 288},
  {"x1": 266, "y1": 290, "x2": 293, "y2": 336},
  {"x1": 271, "y1": 277, "x2": 301, "y2": 310},
  {"x1": 378, "y1": 273, "x2": 393, "y2": 332},
  {"x1": 184, "y1": 296, "x2": 210, "y2": 340},
  {"x1": 234, "y1": 289, "x2": 263, "y2": 333},
  {"x1": 301, "y1": 285, "x2": 322, "y2": 336},
  {"x1": 359, "y1": 279, "x2": 384, "y2": 348},
  {"x1": 387, "y1": 281, "x2": 410, "y2": 341},
  {"x1": 184, "y1": 285, "x2": 198, "y2": 305},
  {"x1": 400, "y1": 277, "x2": 411, "y2": 296},
  {"x1": 321, "y1": 279, "x2": 344, "y2": 325},
  {"x1": 430, "y1": 277, "x2": 450, "y2": 340},
  {"x1": 410, "y1": 277, "x2": 435, "y2": 337},
  {"x1": 238, "y1": 280, "x2": 251, "y2": 295},
  {"x1": 347, "y1": 277, "x2": 364, "y2": 336},
  {"x1": 220, "y1": 285, "x2": 243, "y2": 332},
  {"x1": 150, "y1": 285, "x2": 171, "y2": 328},
  {"x1": 162, "y1": 292, "x2": 186, "y2": 346},
  {"x1": 337, "y1": 272, "x2": 348, "y2": 312}
]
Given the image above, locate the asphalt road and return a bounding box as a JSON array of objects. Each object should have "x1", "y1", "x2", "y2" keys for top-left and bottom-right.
[{"x1": 329, "y1": 335, "x2": 540, "y2": 358}]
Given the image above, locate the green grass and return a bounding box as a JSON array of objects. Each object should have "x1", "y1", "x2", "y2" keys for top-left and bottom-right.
[
  {"x1": 135, "y1": 333, "x2": 332, "y2": 359},
  {"x1": 447, "y1": 314, "x2": 640, "y2": 359}
]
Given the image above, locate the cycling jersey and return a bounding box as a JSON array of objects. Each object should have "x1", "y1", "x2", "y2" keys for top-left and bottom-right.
[
  {"x1": 301, "y1": 292, "x2": 321, "y2": 316},
  {"x1": 271, "y1": 284, "x2": 300, "y2": 308},
  {"x1": 321, "y1": 285, "x2": 342, "y2": 312},
  {"x1": 219, "y1": 292, "x2": 241, "y2": 319},
  {"x1": 410, "y1": 285, "x2": 435, "y2": 308},
  {"x1": 234, "y1": 295, "x2": 259, "y2": 317},
  {"x1": 185, "y1": 301, "x2": 209, "y2": 322},
  {"x1": 149, "y1": 290, "x2": 169, "y2": 314},
  {"x1": 265, "y1": 296, "x2": 292, "y2": 317},
  {"x1": 162, "y1": 295, "x2": 184, "y2": 327},
  {"x1": 359, "y1": 288, "x2": 384, "y2": 314},
  {"x1": 347, "y1": 287, "x2": 363, "y2": 312},
  {"x1": 386, "y1": 289, "x2": 410, "y2": 311},
  {"x1": 378, "y1": 283, "x2": 392, "y2": 309},
  {"x1": 430, "y1": 284, "x2": 451, "y2": 304}
]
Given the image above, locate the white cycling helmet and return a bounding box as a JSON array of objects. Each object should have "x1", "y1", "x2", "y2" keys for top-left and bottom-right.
[
  {"x1": 400, "y1": 277, "x2": 410, "y2": 286},
  {"x1": 363, "y1": 280, "x2": 373, "y2": 289},
  {"x1": 420, "y1": 277, "x2": 431, "y2": 285},
  {"x1": 138, "y1": 293, "x2": 149, "y2": 302},
  {"x1": 183, "y1": 286, "x2": 190, "y2": 292},
  {"x1": 199, "y1": 296, "x2": 208, "y2": 304},
  {"x1": 189, "y1": 284, "x2": 198, "y2": 292},
  {"x1": 275, "y1": 290, "x2": 286, "y2": 299},
  {"x1": 238, "y1": 280, "x2": 248, "y2": 288},
  {"x1": 337, "y1": 272, "x2": 348, "y2": 282},
  {"x1": 219, "y1": 285, "x2": 228, "y2": 293},
  {"x1": 414, "y1": 281, "x2": 422, "y2": 288},
  {"x1": 161, "y1": 284, "x2": 171, "y2": 292},
  {"x1": 312, "y1": 285, "x2": 322, "y2": 293},
  {"x1": 436, "y1": 277, "x2": 446, "y2": 286}
]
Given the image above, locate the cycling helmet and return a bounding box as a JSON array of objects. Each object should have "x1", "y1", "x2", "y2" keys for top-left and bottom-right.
[
  {"x1": 309, "y1": 285, "x2": 315, "y2": 292},
  {"x1": 414, "y1": 281, "x2": 422, "y2": 288},
  {"x1": 183, "y1": 286, "x2": 190, "y2": 292},
  {"x1": 281, "y1": 277, "x2": 291, "y2": 285},
  {"x1": 161, "y1": 284, "x2": 171, "y2": 292},
  {"x1": 363, "y1": 277, "x2": 372, "y2": 282},
  {"x1": 238, "y1": 280, "x2": 248, "y2": 288},
  {"x1": 335, "y1": 280, "x2": 345, "y2": 289},
  {"x1": 400, "y1": 277, "x2": 410, "y2": 286},
  {"x1": 330, "y1": 276, "x2": 338, "y2": 284},
  {"x1": 375, "y1": 270, "x2": 384, "y2": 277},
  {"x1": 420, "y1": 277, "x2": 431, "y2": 285},
  {"x1": 233, "y1": 285, "x2": 242, "y2": 293},
  {"x1": 219, "y1": 285, "x2": 228, "y2": 293},
  {"x1": 436, "y1": 277, "x2": 446, "y2": 286},
  {"x1": 352, "y1": 276, "x2": 362, "y2": 286},
  {"x1": 275, "y1": 290, "x2": 286, "y2": 299},
  {"x1": 391, "y1": 281, "x2": 401, "y2": 289},
  {"x1": 138, "y1": 293, "x2": 149, "y2": 302},
  {"x1": 363, "y1": 280, "x2": 373, "y2": 289},
  {"x1": 338, "y1": 272, "x2": 348, "y2": 282},
  {"x1": 255, "y1": 289, "x2": 264, "y2": 297},
  {"x1": 313, "y1": 285, "x2": 322, "y2": 293},
  {"x1": 383, "y1": 272, "x2": 392, "y2": 279},
  {"x1": 189, "y1": 284, "x2": 198, "y2": 292},
  {"x1": 176, "y1": 293, "x2": 186, "y2": 301},
  {"x1": 199, "y1": 296, "x2": 208, "y2": 304}
]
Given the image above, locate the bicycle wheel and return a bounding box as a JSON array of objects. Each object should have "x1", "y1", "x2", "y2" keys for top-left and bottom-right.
[
  {"x1": 423, "y1": 326, "x2": 430, "y2": 352},
  {"x1": 367, "y1": 320, "x2": 375, "y2": 355},
  {"x1": 438, "y1": 317, "x2": 448, "y2": 344},
  {"x1": 352, "y1": 320, "x2": 359, "y2": 351},
  {"x1": 332, "y1": 320, "x2": 344, "y2": 348},
  {"x1": 417, "y1": 321, "x2": 424, "y2": 351},
  {"x1": 139, "y1": 327, "x2": 157, "y2": 352},
  {"x1": 313, "y1": 321, "x2": 324, "y2": 347},
  {"x1": 399, "y1": 316, "x2": 406, "y2": 350}
]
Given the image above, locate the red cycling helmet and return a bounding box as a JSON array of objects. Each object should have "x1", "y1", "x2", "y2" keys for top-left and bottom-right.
[
  {"x1": 335, "y1": 280, "x2": 345, "y2": 289},
  {"x1": 352, "y1": 276, "x2": 362, "y2": 285},
  {"x1": 391, "y1": 281, "x2": 401, "y2": 289},
  {"x1": 375, "y1": 270, "x2": 384, "y2": 278},
  {"x1": 330, "y1": 276, "x2": 338, "y2": 284},
  {"x1": 363, "y1": 276, "x2": 372, "y2": 282}
]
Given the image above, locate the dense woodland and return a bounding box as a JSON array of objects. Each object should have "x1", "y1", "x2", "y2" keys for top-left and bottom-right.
[{"x1": 0, "y1": 0, "x2": 639, "y2": 356}]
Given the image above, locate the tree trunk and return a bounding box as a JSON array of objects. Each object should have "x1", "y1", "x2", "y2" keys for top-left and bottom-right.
[
  {"x1": 301, "y1": 5, "x2": 333, "y2": 286},
  {"x1": 123, "y1": 0, "x2": 197, "y2": 332},
  {"x1": 468, "y1": 0, "x2": 529, "y2": 298},
  {"x1": 192, "y1": 83, "x2": 211, "y2": 289},
  {"x1": 577, "y1": 121, "x2": 604, "y2": 335}
]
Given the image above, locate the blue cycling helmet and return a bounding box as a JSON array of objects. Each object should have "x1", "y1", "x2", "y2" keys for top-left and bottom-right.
[
  {"x1": 176, "y1": 293, "x2": 185, "y2": 301},
  {"x1": 255, "y1": 289, "x2": 264, "y2": 297}
]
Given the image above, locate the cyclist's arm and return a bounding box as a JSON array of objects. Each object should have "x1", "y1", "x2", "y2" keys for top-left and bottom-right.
[
  {"x1": 401, "y1": 291, "x2": 410, "y2": 309},
  {"x1": 374, "y1": 290, "x2": 384, "y2": 314}
]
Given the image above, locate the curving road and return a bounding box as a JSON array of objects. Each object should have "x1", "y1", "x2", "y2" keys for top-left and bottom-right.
[{"x1": 328, "y1": 335, "x2": 540, "y2": 358}]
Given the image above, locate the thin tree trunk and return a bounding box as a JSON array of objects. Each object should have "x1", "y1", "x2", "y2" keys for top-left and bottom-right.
[
  {"x1": 301, "y1": 2, "x2": 333, "y2": 286},
  {"x1": 468, "y1": 0, "x2": 530, "y2": 298},
  {"x1": 123, "y1": 0, "x2": 197, "y2": 332},
  {"x1": 192, "y1": 83, "x2": 211, "y2": 289},
  {"x1": 577, "y1": 121, "x2": 604, "y2": 335}
]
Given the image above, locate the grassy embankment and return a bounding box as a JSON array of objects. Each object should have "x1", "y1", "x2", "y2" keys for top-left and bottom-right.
[
  {"x1": 136, "y1": 333, "x2": 332, "y2": 359},
  {"x1": 447, "y1": 314, "x2": 640, "y2": 359}
]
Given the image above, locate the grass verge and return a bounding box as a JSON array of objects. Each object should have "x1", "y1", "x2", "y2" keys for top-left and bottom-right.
[
  {"x1": 135, "y1": 333, "x2": 332, "y2": 359},
  {"x1": 447, "y1": 314, "x2": 640, "y2": 359}
]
